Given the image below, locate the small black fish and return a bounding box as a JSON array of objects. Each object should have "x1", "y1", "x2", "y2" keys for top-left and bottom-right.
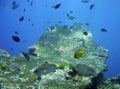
[
  {"x1": 23, "y1": 8, "x2": 26, "y2": 12},
  {"x1": 101, "y1": 28, "x2": 107, "y2": 32},
  {"x1": 32, "y1": 23, "x2": 34, "y2": 26},
  {"x1": 69, "y1": 11, "x2": 73, "y2": 14},
  {"x1": 22, "y1": 40, "x2": 26, "y2": 43},
  {"x1": 27, "y1": 0, "x2": 30, "y2": 3},
  {"x1": 28, "y1": 46, "x2": 37, "y2": 57},
  {"x1": 27, "y1": 0, "x2": 30, "y2": 2},
  {"x1": 85, "y1": 22, "x2": 90, "y2": 26},
  {"x1": 22, "y1": 52, "x2": 30, "y2": 60},
  {"x1": 19, "y1": 16, "x2": 24, "y2": 21},
  {"x1": 66, "y1": 13, "x2": 70, "y2": 17},
  {"x1": 81, "y1": 0, "x2": 89, "y2": 3},
  {"x1": 47, "y1": 21, "x2": 50, "y2": 24},
  {"x1": 28, "y1": 18, "x2": 30, "y2": 22},
  {"x1": 83, "y1": 31, "x2": 88, "y2": 35},
  {"x1": 12, "y1": 35, "x2": 20, "y2": 42},
  {"x1": 14, "y1": 31, "x2": 18, "y2": 34},
  {"x1": 58, "y1": 21, "x2": 62, "y2": 23},
  {"x1": 52, "y1": 3, "x2": 61, "y2": 9},
  {"x1": 30, "y1": 0, "x2": 33, "y2": 6},
  {"x1": 12, "y1": 1, "x2": 16, "y2": 5},
  {"x1": 89, "y1": 4, "x2": 95, "y2": 10},
  {"x1": 11, "y1": 48, "x2": 13, "y2": 50},
  {"x1": 12, "y1": 1, "x2": 19, "y2": 10},
  {"x1": 45, "y1": 4, "x2": 47, "y2": 7},
  {"x1": 66, "y1": 13, "x2": 75, "y2": 20}
]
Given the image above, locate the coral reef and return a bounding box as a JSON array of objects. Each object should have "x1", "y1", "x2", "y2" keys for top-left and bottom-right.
[{"x1": 0, "y1": 22, "x2": 112, "y2": 89}]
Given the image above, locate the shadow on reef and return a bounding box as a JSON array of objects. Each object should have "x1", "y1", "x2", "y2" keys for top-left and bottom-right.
[
  {"x1": 0, "y1": 22, "x2": 119, "y2": 89},
  {"x1": 86, "y1": 73, "x2": 120, "y2": 89},
  {"x1": 85, "y1": 73, "x2": 104, "y2": 89}
]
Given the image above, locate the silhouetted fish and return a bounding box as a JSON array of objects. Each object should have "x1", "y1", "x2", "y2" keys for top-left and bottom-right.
[
  {"x1": 30, "y1": 0, "x2": 33, "y2": 6},
  {"x1": 11, "y1": 48, "x2": 13, "y2": 50},
  {"x1": 69, "y1": 11, "x2": 73, "y2": 14},
  {"x1": 14, "y1": 31, "x2": 18, "y2": 34},
  {"x1": 22, "y1": 52, "x2": 30, "y2": 60},
  {"x1": 23, "y1": 8, "x2": 26, "y2": 12},
  {"x1": 12, "y1": 35, "x2": 20, "y2": 42},
  {"x1": 83, "y1": 31, "x2": 88, "y2": 35},
  {"x1": 28, "y1": 18, "x2": 30, "y2": 22},
  {"x1": 27, "y1": 0, "x2": 29, "y2": 2},
  {"x1": 66, "y1": 13, "x2": 75, "y2": 20},
  {"x1": 81, "y1": 0, "x2": 89, "y2": 3},
  {"x1": 52, "y1": 3, "x2": 61, "y2": 9},
  {"x1": 89, "y1": 4, "x2": 95, "y2": 10},
  {"x1": 101, "y1": 28, "x2": 107, "y2": 32},
  {"x1": 58, "y1": 21, "x2": 62, "y2": 23},
  {"x1": 12, "y1": 1, "x2": 19, "y2": 10},
  {"x1": 19, "y1": 16, "x2": 24, "y2": 21},
  {"x1": 85, "y1": 22, "x2": 90, "y2": 26},
  {"x1": 32, "y1": 23, "x2": 34, "y2": 26}
]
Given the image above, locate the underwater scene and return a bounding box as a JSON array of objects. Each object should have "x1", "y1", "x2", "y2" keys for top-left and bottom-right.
[{"x1": 0, "y1": 0, "x2": 120, "y2": 89}]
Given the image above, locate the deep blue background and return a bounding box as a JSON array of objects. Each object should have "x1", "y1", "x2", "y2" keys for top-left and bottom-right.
[{"x1": 0, "y1": 0, "x2": 120, "y2": 78}]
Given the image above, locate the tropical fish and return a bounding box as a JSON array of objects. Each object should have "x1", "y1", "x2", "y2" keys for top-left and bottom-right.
[
  {"x1": 34, "y1": 64, "x2": 58, "y2": 76},
  {"x1": 28, "y1": 46, "x2": 37, "y2": 57},
  {"x1": 19, "y1": 16, "x2": 24, "y2": 21},
  {"x1": 81, "y1": 0, "x2": 89, "y2": 3},
  {"x1": 14, "y1": 31, "x2": 19, "y2": 34},
  {"x1": 74, "y1": 49, "x2": 85, "y2": 59},
  {"x1": 52, "y1": 3, "x2": 61, "y2": 9},
  {"x1": 83, "y1": 31, "x2": 88, "y2": 35},
  {"x1": 0, "y1": 49, "x2": 10, "y2": 58},
  {"x1": 66, "y1": 13, "x2": 75, "y2": 20},
  {"x1": 89, "y1": 4, "x2": 95, "y2": 10},
  {"x1": 12, "y1": 1, "x2": 19, "y2": 10},
  {"x1": 75, "y1": 64, "x2": 96, "y2": 77},
  {"x1": 1, "y1": 62, "x2": 20, "y2": 74},
  {"x1": 12, "y1": 35, "x2": 20, "y2": 42},
  {"x1": 101, "y1": 28, "x2": 107, "y2": 32},
  {"x1": 22, "y1": 52, "x2": 30, "y2": 60},
  {"x1": 5, "y1": 63, "x2": 20, "y2": 74},
  {"x1": 0, "y1": 49, "x2": 10, "y2": 61}
]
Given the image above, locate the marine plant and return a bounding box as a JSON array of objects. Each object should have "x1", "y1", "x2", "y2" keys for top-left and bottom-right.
[
  {"x1": 59, "y1": 63, "x2": 65, "y2": 70},
  {"x1": 69, "y1": 63, "x2": 74, "y2": 69}
]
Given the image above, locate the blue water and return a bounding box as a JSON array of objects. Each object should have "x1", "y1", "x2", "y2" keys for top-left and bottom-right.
[{"x1": 0, "y1": 0, "x2": 120, "y2": 78}]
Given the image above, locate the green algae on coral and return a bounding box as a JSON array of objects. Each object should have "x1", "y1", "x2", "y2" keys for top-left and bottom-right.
[
  {"x1": 59, "y1": 63, "x2": 65, "y2": 70},
  {"x1": 1, "y1": 61, "x2": 8, "y2": 70}
]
